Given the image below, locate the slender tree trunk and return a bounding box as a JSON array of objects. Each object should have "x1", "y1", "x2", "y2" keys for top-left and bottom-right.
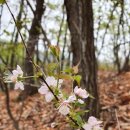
[
  {"x1": 81, "y1": 0, "x2": 99, "y2": 119},
  {"x1": 64, "y1": 1, "x2": 81, "y2": 65},
  {"x1": 65, "y1": 0, "x2": 100, "y2": 119},
  {"x1": 18, "y1": 0, "x2": 45, "y2": 100},
  {"x1": 10, "y1": 0, "x2": 24, "y2": 69}
]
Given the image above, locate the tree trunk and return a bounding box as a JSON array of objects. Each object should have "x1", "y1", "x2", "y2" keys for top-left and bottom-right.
[
  {"x1": 64, "y1": 1, "x2": 81, "y2": 66},
  {"x1": 18, "y1": 0, "x2": 45, "y2": 100},
  {"x1": 65, "y1": 0, "x2": 100, "y2": 119}
]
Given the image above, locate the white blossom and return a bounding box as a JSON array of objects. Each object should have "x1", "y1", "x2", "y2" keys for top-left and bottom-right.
[
  {"x1": 38, "y1": 85, "x2": 54, "y2": 102},
  {"x1": 83, "y1": 116, "x2": 102, "y2": 130},
  {"x1": 58, "y1": 101, "x2": 70, "y2": 115},
  {"x1": 38, "y1": 85, "x2": 48, "y2": 95},
  {"x1": 46, "y1": 76, "x2": 57, "y2": 86},
  {"x1": 14, "y1": 81, "x2": 24, "y2": 90},
  {"x1": 11, "y1": 65, "x2": 23, "y2": 81},
  {"x1": 83, "y1": 124, "x2": 92, "y2": 130},
  {"x1": 74, "y1": 86, "x2": 89, "y2": 99},
  {"x1": 38, "y1": 76, "x2": 63, "y2": 102},
  {"x1": 45, "y1": 92, "x2": 54, "y2": 102},
  {"x1": 78, "y1": 99, "x2": 84, "y2": 104},
  {"x1": 9, "y1": 65, "x2": 24, "y2": 90},
  {"x1": 88, "y1": 116, "x2": 102, "y2": 126},
  {"x1": 67, "y1": 95, "x2": 76, "y2": 103},
  {"x1": 45, "y1": 76, "x2": 63, "y2": 88}
]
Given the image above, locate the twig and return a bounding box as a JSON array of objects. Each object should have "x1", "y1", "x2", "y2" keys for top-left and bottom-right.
[
  {"x1": 18, "y1": 101, "x2": 24, "y2": 122},
  {"x1": 56, "y1": 5, "x2": 65, "y2": 46},
  {"x1": 97, "y1": 2, "x2": 118, "y2": 56},
  {"x1": 4, "y1": 0, "x2": 39, "y2": 72},
  {"x1": 5, "y1": 0, "x2": 59, "y2": 102},
  {"x1": 0, "y1": 80, "x2": 19, "y2": 130},
  {"x1": 26, "y1": 0, "x2": 51, "y2": 46},
  {"x1": 115, "y1": 109, "x2": 121, "y2": 130}
]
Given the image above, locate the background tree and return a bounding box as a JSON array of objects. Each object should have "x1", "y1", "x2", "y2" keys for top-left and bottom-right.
[
  {"x1": 19, "y1": 0, "x2": 45, "y2": 100},
  {"x1": 65, "y1": 0, "x2": 100, "y2": 119}
]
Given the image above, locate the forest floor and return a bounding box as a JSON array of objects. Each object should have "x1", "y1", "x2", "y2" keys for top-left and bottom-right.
[{"x1": 0, "y1": 71, "x2": 130, "y2": 130}]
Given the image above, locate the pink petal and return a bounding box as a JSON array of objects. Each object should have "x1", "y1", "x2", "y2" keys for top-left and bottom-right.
[
  {"x1": 83, "y1": 123, "x2": 92, "y2": 130},
  {"x1": 19, "y1": 82, "x2": 24, "y2": 90},
  {"x1": 78, "y1": 99, "x2": 84, "y2": 104},
  {"x1": 12, "y1": 70, "x2": 19, "y2": 77},
  {"x1": 45, "y1": 92, "x2": 54, "y2": 102},
  {"x1": 38, "y1": 85, "x2": 48, "y2": 95},
  {"x1": 59, "y1": 105, "x2": 70, "y2": 115},
  {"x1": 67, "y1": 95, "x2": 76, "y2": 103},
  {"x1": 88, "y1": 116, "x2": 102, "y2": 126},
  {"x1": 74, "y1": 86, "x2": 89, "y2": 99},
  {"x1": 46, "y1": 76, "x2": 57, "y2": 86},
  {"x1": 74, "y1": 86, "x2": 79, "y2": 94},
  {"x1": 16, "y1": 65, "x2": 23, "y2": 76},
  {"x1": 14, "y1": 81, "x2": 24, "y2": 90}
]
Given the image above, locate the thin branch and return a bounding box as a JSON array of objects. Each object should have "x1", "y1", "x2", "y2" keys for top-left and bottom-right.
[
  {"x1": 0, "y1": 80, "x2": 19, "y2": 130},
  {"x1": 115, "y1": 109, "x2": 121, "y2": 130},
  {"x1": 61, "y1": 24, "x2": 67, "y2": 70},
  {"x1": 5, "y1": 0, "x2": 59, "y2": 101},
  {"x1": 4, "y1": 0, "x2": 38, "y2": 71},
  {"x1": 97, "y1": 2, "x2": 118, "y2": 56},
  {"x1": 0, "y1": 4, "x2": 3, "y2": 33},
  {"x1": 56, "y1": 5, "x2": 65, "y2": 46}
]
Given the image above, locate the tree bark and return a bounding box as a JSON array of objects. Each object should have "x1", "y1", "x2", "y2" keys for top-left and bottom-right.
[
  {"x1": 18, "y1": 0, "x2": 45, "y2": 100},
  {"x1": 65, "y1": 0, "x2": 100, "y2": 119}
]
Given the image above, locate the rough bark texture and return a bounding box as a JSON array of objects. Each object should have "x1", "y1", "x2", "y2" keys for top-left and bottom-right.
[
  {"x1": 64, "y1": 1, "x2": 81, "y2": 65},
  {"x1": 65, "y1": 0, "x2": 100, "y2": 119},
  {"x1": 19, "y1": 0, "x2": 45, "y2": 100}
]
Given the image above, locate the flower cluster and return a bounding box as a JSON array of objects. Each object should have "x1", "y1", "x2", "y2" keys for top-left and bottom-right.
[
  {"x1": 5, "y1": 65, "x2": 103, "y2": 130},
  {"x1": 58, "y1": 86, "x2": 89, "y2": 116}
]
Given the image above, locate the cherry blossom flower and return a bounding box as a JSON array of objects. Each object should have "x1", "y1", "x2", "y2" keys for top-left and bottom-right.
[
  {"x1": 38, "y1": 84, "x2": 48, "y2": 95},
  {"x1": 45, "y1": 92, "x2": 54, "y2": 102},
  {"x1": 67, "y1": 94, "x2": 85, "y2": 104},
  {"x1": 83, "y1": 116, "x2": 102, "y2": 130},
  {"x1": 83, "y1": 124, "x2": 92, "y2": 130},
  {"x1": 45, "y1": 76, "x2": 63, "y2": 88},
  {"x1": 74, "y1": 86, "x2": 89, "y2": 99},
  {"x1": 88, "y1": 116, "x2": 102, "y2": 126},
  {"x1": 9, "y1": 65, "x2": 23, "y2": 82},
  {"x1": 58, "y1": 95, "x2": 77, "y2": 116},
  {"x1": 45, "y1": 76, "x2": 57, "y2": 86},
  {"x1": 58, "y1": 100, "x2": 70, "y2": 115},
  {"x1": 38, "y1": 85, "x2": 54, "y2": 102},
  {"x1": 38, "y1": 76, "x2": 63, "y2": 102},
  {"x1": 67, "y1": 95, "x2": 76, "y2": 103},
  {"x1": 8, "y1": 65, "x2": 24, "y2": 90}
]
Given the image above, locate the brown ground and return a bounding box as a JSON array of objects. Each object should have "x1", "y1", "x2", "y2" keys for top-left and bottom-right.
[
  {"x1": 99, "y1": 71, "x2": 130, "y2": 130},
  {"x1": 0, "y1": 71, "x2": 130, "y2": 130}
]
